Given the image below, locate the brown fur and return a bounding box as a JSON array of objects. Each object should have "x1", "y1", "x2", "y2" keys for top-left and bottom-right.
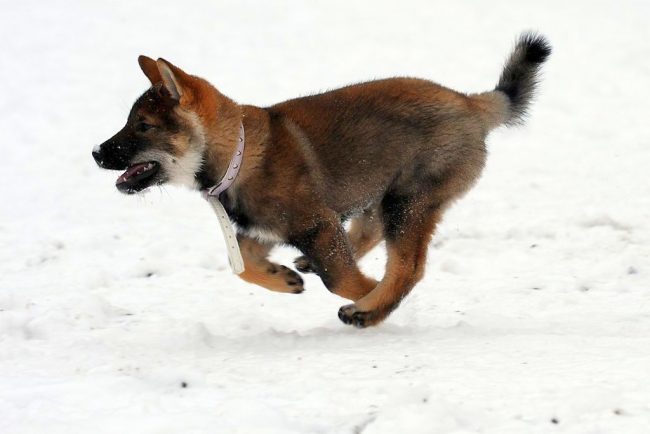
[
  {"x1": 237, "y1": 236, "x2": 304, "y2": 294},
  {"x1": 95, "y1": 34, "x2": 550, "y2": 327},
  {"x1": 171, "y1": 71, "x2": 491, "y2": 327}
]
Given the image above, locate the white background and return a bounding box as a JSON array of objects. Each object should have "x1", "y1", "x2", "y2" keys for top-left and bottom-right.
[{"x1": 1, "y1": 0, "x2": 649, "y2": 432}]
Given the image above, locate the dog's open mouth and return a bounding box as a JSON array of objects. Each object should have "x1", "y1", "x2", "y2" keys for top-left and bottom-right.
[{"x1": 115, "y1": 161, "x2": 160, "y2": 194}]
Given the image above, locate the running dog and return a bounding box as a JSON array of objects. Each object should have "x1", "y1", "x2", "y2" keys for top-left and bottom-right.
[{"x1": 92, "y1": 33, "x2": 550, "y2": 327}]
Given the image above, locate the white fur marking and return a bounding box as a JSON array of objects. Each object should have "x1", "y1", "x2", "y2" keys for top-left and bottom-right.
[
  {"x1": 244, "y1": 226, "x2": 285, "y2": 244},
  {"x1": 168, "y1": 148, "x2": 204, "y2": 188}
]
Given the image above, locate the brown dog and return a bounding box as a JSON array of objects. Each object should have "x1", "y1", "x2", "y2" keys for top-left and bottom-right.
[{"x1": 93, "y1": 32, "x2": 550, "y2": 327}]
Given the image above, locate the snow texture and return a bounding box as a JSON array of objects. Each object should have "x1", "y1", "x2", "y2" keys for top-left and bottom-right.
[{"x1": 1, "y1": 0, "x2": 650, "y2": 433}]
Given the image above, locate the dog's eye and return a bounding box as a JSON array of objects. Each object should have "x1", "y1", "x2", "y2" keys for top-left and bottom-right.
[{"x1": 136, "y1": 122, "x2": 154, "y2": 133}]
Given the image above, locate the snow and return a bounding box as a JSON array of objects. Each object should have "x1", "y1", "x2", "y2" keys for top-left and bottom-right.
[{"x1": 1, "y1": 0, "x2": 650, "y2": 432}]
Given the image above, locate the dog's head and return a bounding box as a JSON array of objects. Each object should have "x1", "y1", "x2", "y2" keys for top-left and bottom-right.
[{"x1": 92, "y1": 56, "x2": 212, "y2": 194}]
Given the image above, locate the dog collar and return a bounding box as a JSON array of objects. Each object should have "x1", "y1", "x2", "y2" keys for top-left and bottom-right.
[
  {"x1": 205, "y1": 122, "x2": 245, "y2": 199},
  {"x1": 203, "y1": 122, "x2": 246, "y2": 275}
]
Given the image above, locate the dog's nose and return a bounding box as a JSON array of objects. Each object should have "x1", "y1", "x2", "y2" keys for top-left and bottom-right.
[{"x1": 92, "y1": 149, "x2": 103, "y2": 166}]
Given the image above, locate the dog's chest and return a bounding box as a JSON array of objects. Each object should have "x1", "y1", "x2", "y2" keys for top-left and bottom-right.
[{"x1": 220, "y1": 191, "x2": 285, "y2": 243}]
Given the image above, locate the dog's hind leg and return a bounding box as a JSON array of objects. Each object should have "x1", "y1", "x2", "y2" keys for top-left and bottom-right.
[
  {"x1": 237, "y1": 235, "x2": 305, "y2": 294},
  {"x1": 294, "y1": 206, "x2": 383, "y2": 273},
  {"x1": 337, "y1": 157, "x2": 485, "y2": 327},
  {"x1": 338, "y1": 196, "x2": 442, "y2": 328},
  {"x1": 347, "y1": 206, "x2": 384, "y2": 259}
]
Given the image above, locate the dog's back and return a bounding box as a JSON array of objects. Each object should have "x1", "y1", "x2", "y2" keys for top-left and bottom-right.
[{"x1": 266, "y1": 33, "x2": 550, "y2": 216}]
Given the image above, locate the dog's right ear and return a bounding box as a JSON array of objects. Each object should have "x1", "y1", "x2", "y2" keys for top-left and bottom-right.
[{"x1": 138, "y1": 55, "x2": 162, "y2": 85}]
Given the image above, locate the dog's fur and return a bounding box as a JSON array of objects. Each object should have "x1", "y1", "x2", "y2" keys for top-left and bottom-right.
[{"x1": 93, "y1": 33, "x2": 551, "y2": 327}]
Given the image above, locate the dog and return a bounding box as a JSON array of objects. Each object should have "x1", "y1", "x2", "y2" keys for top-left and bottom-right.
[{"x1": 93, "y1": 32, "x2": 550, "y2": 328}]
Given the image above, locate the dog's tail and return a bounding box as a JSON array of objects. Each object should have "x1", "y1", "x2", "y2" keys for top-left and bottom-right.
[{"x1": 473, "y1": 32, "x2": 551, "y2": 129}]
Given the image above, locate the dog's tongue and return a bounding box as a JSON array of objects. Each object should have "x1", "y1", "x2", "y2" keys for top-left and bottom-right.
[{"x1": 116, "y1": 162, "x2": 152, "y2": 185}]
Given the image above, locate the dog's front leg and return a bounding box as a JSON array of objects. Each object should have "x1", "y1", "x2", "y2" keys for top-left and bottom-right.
[
  {"x1": 289, "y1": 216, "x2": 377, "y2": 301},
  {"x1": 294, "y1": 206, "x2": 383, "y2": 273},
  {"x1": 236, "y1": 235, "x2": 304, "y2": 294}
]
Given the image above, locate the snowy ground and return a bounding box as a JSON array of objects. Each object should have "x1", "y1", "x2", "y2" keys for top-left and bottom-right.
[{"x1": 2, "y1": 0, "x2": 650, "y2": 432}]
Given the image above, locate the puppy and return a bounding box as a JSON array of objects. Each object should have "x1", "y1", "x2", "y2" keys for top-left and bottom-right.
[{"x1": 93, "y1": 32, "x2": 550, "y2": 327}]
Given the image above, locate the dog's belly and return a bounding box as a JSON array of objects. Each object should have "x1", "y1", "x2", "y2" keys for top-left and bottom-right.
[{"x1": 239, "y1": 225, "x2": 285, "y2": 244}]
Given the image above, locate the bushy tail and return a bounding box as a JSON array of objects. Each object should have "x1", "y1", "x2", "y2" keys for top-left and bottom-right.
[{"x1": 495, "y1": 32, "x2": 551, "y2": 125}]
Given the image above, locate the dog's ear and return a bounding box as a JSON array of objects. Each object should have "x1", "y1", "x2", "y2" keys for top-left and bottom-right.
[
  {"x1": 138, "y1": 55, "x2": 162, "y2": 85},
  {"x1": 156, "y1": 58, "x2": 192, "y2": 103}
]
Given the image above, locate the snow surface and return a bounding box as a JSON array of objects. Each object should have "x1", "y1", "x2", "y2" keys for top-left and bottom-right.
[{"x1": 1, "y1": 0, "x2": 650, "y2": 432}]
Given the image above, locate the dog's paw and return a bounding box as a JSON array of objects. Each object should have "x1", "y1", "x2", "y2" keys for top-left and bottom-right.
[
  {"x1": 338, "y1": 304, "x2": 374, "y2": 328},
  {"x1": 293, "y1": 256, "x2": 316, "y2": 274},
  {"x1": 268, "y1": 264, "x2": 305, "y2": 294}
]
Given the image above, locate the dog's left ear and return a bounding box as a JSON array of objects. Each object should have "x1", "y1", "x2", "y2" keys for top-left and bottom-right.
[
  {"x1": 138, "y1": 55, "x2": 162, "y2": 85},
  {"x1": 156, "y1": 58, "x2": 193, "y2": 104}
]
